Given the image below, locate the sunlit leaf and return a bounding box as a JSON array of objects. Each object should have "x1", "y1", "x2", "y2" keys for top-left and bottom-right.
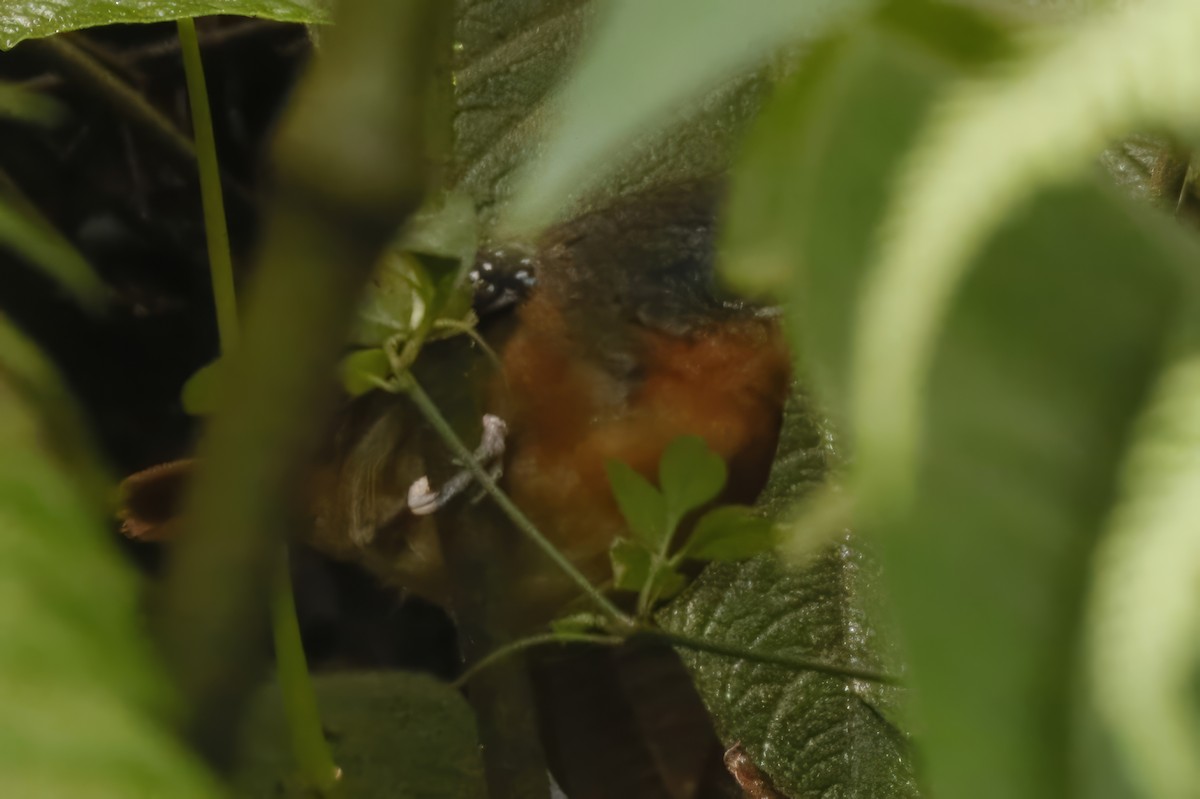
[
  {"x1": 681, "y1": 505, "x2": 773, "y2": 562},
  {"x1": 875, "y1": 182, "x2": 1189, "y2": 799},
  {"x1": 852, "y1": 0, "x2": 1200, "y2": 514},
  {"x1": 605, "y1": 460, "x2": 667, "y2": 550},
  {"x1": 504, "y1": 0, "x2": 874, "y2": 230},
  {"x1": 0, "y1": 0, "x2": 331, "y2": 50},
  {"x1": 1087, "y1": 319, "x2": 1200, "y2": 799},
  {"x1": 658, "y1": 435, "x2": 726, "y2": 534},
  {"x1": 0, "y1": 320, "x2": 219, "y2": 798},
  {"x1": 237, "y1": 672, "x2": 486, "y2": 799}
]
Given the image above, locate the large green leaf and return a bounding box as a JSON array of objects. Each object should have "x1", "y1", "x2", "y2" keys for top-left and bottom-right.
[
  {"x1": 0, "y1": 189, "x2": 104, "y2": 310},
  {"x1": 721, "y1": 28, "x2": 953, "y2": 413},
  {"x1": 0, "y1": 0, "x2": 331, "y2": 49},
  {"x1": 237, "y1": 672, "x2": 486, "y2": 798},
  {"x1": 658, "y1": 388, "x2": 918, "y2": 799},
  {"x1": 1087, "y1": 317, "x2": 1200, "y2": 799},
  {"x1": 504, "y1": 0, "x2": 874, "y2": 230},
  {"x1": 659, "y1": 552, "x2": 916, "y2": 799},
  {"x1": 851, "y1": 0, "x2": 1200, "y2": 514},
  {"x1": 879, "y1": 182, "x2": 1189, "y2": 799},
  {"x1": 453, "y1": 0, "x2": 770, "y2": 229},
  {"x1": 0, "y1": 319, "x2": 219, "y2": 798}
]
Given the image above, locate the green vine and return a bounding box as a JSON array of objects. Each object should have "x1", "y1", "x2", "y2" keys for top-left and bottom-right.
[{"x1": 176, "y1": 17, "x2": 337, "y2": 793}]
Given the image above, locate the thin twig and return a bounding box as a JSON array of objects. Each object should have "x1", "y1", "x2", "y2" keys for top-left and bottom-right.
[{"x1": 452, "y1": 632, "x2": 623, "y2": 689}]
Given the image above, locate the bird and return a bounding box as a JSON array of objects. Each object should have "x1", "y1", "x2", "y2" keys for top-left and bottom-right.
[{"x1": 120, "y1": 181, "x2": 791, "y2": 625}]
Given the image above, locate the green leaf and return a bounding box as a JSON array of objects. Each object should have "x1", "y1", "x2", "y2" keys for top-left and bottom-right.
[
  {"x1": 0, "y1": 320, "x2": 220, "y2": 798},
  {"x1": 721, "y1": 26, "x2": 952, "y2": 411},
  {"x1": 0, "y1": 180, "x2": 104, "y2": 310},
  {"x1": 339, "y1": 348, "x2": 392, "y2": 397},
  {"x1": 180, "y1": 357, "x2": 225, "y2": 415},
  {"x1": 681, "y1": 505, "x2": 774, "y2": 562},
  {"x1": 453, "y1": 0, "x2": 769, "y2": 230},
  {"x1": 550, "y1": 612, "x2": 611, "y2": 636},
  {"x1": 875, "y1": 182, "x2": 1189, "y2": 799},
  {"x1": 659, "y1": 551, "x2": 917, "y2": 799},
  {"x1": 605, "y1": 459, "x2": 668, "y2": 550},
  {"x1": 658, "y1": 434, "x2": 727, "y2": 534},
  {"x1": 504, "y1": 0, "x2": 874, "y2": 230},
  {"x1": 1087, "y1": 317, "x2": 1200, "y2": 799},
  {"x1": 0, "y1": 0, "x2": 332, "y2": 50},
  {"x1": 237, "y1": 672, "x2": 486, "y2": 799},
  {"x1": 0, "y1": 81, "x2": 67, "y2": 125},
  {"x1": 609, "y1": 538, "x2": 652, "y2": 592},
  {"x1": 851, "y1": 0, "x2": 1200, "y2": 513}
]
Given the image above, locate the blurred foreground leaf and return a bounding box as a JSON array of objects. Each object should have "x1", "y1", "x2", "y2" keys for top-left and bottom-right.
[
  {"x1": 1087, "y1": 316, "x2": 1200, "y2": 799},
  {"x1": 238, "y1": 672, "x2": 486, "y2": 799},
  {"x1": 0, "y1": 319, "x2": 218, "y2": 798},
  {"x1": 852, "y1": 0, "x2": 1200, "y2": 512},
  {"x1": 875, "y1": 183, "x2": 1188, "y2": 799},
  {"x1": 454, "y1": 0, "x2": 775, "y2": 228},
  {"x1": 0, "y1": 0, "x2": 331, "y2": 50},
  {"x1": 505, "y1": 0, "x2": 873, "y2": 229}
]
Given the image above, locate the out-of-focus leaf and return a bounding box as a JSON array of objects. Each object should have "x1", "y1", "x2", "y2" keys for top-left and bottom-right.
[
  {"x1": 1087, "y1": 317, "x2": 1200, "y2": 799},
  {"x1": 0, "y1": 180, "x2": 103, "y2": 309},
  {"x1": 237, "y1": 672, "x2": 486, "y2": 799},
  {"x1": 605, "y1": 460, "x2": 667, "y2": 551},
  {"x1": 0, "y1": 81, "x2": 66, "y2": 125},
  {"x1": 874, "y1": 182, "x2": 1189, "y2": 799},
  {"x1": 504, "y1": 0, "x2": 875, "y2": 230},
  {"x1": 453, "y1": 0, "x2": 774, "y2": 229},
  {"x1": 659, "y1": 550, "x2": 917, "y2": 799},
  {"x1": 681, "y1": 505, "x2": 773, "y2": 562},
  {"x1": 659, "y1": 434, "x2": 726, "y2": 534},
  {"x1": 0, "y1": 319, "x2": 219, "y2": 798},
  {"x1": 721, "y1": 28, "x2": 952, "y2": 412},
  {"x1": 852, "y1": 0, "x2": 1200, "y2": 514},
  {"x1": 0, "y1": 0, "x2": 331, "y2": 50},
  {"x1": 180, "y1": 356, "x2": 223, "y2": 415}
]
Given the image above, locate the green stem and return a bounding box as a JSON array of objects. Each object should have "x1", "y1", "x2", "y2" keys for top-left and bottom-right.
[
  {"x1": 177, "y1": 18, "x2": 334, "y2": 786},
  {"x1": 271, "y1": 550, "x2": 342, "y2": 792},
  {"x1": 177, "y1": 18, "x2": 238, "y2": 351},
  {"x1": 452, "y1": 632, "x2": 623, "y2": 690},
  {"x1": 638, "y1": 627, "x2": 900, "y2": 685},
  {"x1": 403, "y1": 374, "x2": 633, "y2": 627}
]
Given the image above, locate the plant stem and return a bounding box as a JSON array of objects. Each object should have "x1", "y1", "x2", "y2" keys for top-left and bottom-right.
[
  {"x1": 452, "y1": 632, "x2": 624, "y2": 690},
  {"x1": 637, "y1": 627, "x2": 900, "y2": 685},
  {"x1": 271, "y1": 550, "x2": 341, "y2": 792},
  {"x1": 174, "y1": 18, "x2": 336, "y2": 784},
  {"x1": 403, "y1": 374, "x2": 633, "y2": 627},
  {"x1": 177, "y1": 18, "x2": 238, "y2": 351}
]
